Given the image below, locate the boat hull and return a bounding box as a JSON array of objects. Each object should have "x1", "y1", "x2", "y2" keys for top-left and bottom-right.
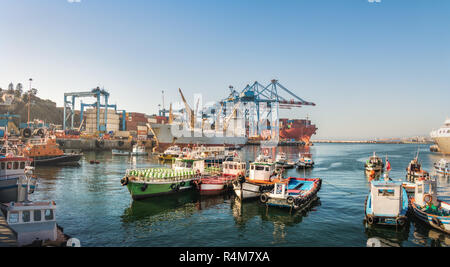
[
  {"x1": 431, "y1": 136, "x2": 450, "y2": 155},
  {"x1": 31, "y1": 154, "x2": 82, "y2": 166},
  {"x1": 126, "y1": 180, "x2": 195, "y2": 200},
  {"x1": 233, "y1": 181, "x2": 274, "y2": 200},
  {"x1": 411, "y1": 200, "x2": 450, "y2": 234},
  {"x1": 0, "y1": 178, "x2": 19, "y2": 203}
]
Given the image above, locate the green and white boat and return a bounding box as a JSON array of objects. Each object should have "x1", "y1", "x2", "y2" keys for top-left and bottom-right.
[{"x1": 121, "y1": 158, "x2": 205, "y2": 200}]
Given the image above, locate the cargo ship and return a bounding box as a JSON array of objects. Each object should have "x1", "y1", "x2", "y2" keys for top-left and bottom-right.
[
  {"x1": 150, "y1": 123, "x2": 247, "y2": 152},
  {"x1": 279, "y1": 117, "x2": 317, "y2": 144},
  {"x1": 430, "y1": 118, "x2": 450, "y2": 154}
]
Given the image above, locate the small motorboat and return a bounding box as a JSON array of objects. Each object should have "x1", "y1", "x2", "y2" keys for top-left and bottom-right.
[
  {"x1": 296, "y1": 153, "x2": 314, "y2": 169},
  {"x1": 365, "y1": 152, "x2": 384, "y2": 173},
  {"x1": 131, "y1": 144, "x2": 148, "y2": 156},
  {"x1": 112, "y1": 149, "x2": 130, "y2": 156},
  {"x1": 158, "y1": 146, "x2": 181, "y2": 160},
  {"x1": 410, "y1": 177, "x2": 450, "y2": 234},
  {"x1": 434, "y1": 159, "x2": 449, "y2": 176},
  {"x1": 364, "y1": 174, "x2": 409, "y2": 227},
  {"x1": 275, "y1": 152, "x2": 295, "y2": 169},
  {"x1": 260, "y1": 177, "x2": 322, "y2": 211}
]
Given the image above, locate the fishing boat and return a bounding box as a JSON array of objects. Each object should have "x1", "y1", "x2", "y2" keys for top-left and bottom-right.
[
  {"x1": 434, "y1": 159, "x2": 449, "y2": 176},
  {"x1": 22, "y1": 137, "x2": 82, "y2": 166},
  {"x1": 0, "y1": 142, "x2": 37, "y2": 203},
  {"x1": 406, "y1": 157, "x2": 429, "y2": 180},
  {"x1": 364, "y1": 175, "x2": 409, "y2": 227},
  {"x1": 0, "y1": 201, "x2": 68, "y2": 246},
  {"x1": 296, "y1": 152, "x2": 314, "y2": 169},
  {"x1": 197, "y1": 158, "x2": 246, "y2": 195},
  {"x1": 410, "y1": 177, "x2": 450, "y2": 234},
  {"x1": 365, "y1": 152, "x2": 384, "y2": 172},
  {"x1": 130, "y1": 144, "x2": 148, "y2": 156},
  {"x1": 112, "y1": 149, "x2": 130, "y2": 156},
  {"x1": 232, "y1": 155, "x2": 281, "y2": 200},
  {"x1": 275, "y1": 152, "x2": 295, "y2": 169},
  {"x1": 260, "y1": 177, "x2": 322, "y2": 210},
  {"x1": 121, "y1": 158, "x2": 204, "y2": 200},
  {"x1": 158, "y1": 146, "x2": 181, "y2": 161}
]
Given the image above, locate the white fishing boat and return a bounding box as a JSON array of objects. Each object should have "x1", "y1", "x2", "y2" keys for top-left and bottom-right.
[
  {"x1": 233, "y1": 155, "x2": 281, "y2": 200},
  {"x1": 131, "y1": 144, "x2": 148, "y2": 156},
  {"x1": 410, "y1": 177, "x2": 450, "y2": 234},
  {"x1": 296, "y1": 152, "x2": 314, "y2": 169},
  {"x1": 365, "y1": 152, "x2": 384, "y2": 172},
  {"x1": 434, "y1": 159, "x2": 449, "y2": 176},
  {"x1": 112, "y1": 149, "x2": 130, "y2": 156}
]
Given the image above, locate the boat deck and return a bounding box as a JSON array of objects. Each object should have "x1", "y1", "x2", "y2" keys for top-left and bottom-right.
[{"x1": 0, "y1": 210, "x2": 17, "y2": 247}]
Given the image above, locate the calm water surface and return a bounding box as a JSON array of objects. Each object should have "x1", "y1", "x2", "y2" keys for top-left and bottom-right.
[{"x1": 31, "y1": 143, "x2": 450, "y2": 247}]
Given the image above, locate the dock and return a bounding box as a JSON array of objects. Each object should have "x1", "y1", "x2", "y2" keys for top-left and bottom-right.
[{"x1": 0, "y1": 210, "x2": 17, "y2": 247}]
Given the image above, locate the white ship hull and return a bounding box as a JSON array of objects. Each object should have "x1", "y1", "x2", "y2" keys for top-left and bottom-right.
[
  {"x1": 432, "y1": 136, "x2": 450, "y2": 154},
  {"x1": 151, "y1": 123, "x2": 248, "y2": 151},
  {"x1": 233, "y1": 182, "x2": 261, "y2": 200}
]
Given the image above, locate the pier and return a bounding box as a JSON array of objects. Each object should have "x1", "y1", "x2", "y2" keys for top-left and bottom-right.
[
  {"x1": 56, "y1": 138, "x2": 154, "y2": 151},
  {"x1": 0, "y1": 210, "x2": 17, "y2": 247}
]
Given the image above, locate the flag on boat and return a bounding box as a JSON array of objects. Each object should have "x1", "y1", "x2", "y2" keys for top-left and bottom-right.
[{"x1": 386, "y1": 160, "x2": 391, "y2": 172}]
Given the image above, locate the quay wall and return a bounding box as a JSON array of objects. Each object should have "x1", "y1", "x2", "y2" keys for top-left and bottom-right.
[{"x1": 56, "y1": 138, "x2": 154, "y2": 152}]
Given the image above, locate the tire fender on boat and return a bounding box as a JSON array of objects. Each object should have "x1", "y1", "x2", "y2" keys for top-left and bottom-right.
[
  {"x1": 287, "y1": 196, "x2": 295, "y2": 205},
  {"x1": 260, "y1": 194, "x2": 269, "y2": 203},
  {"x1": 170, "y1": 183, "x2": 177, "y2": 190},
  {"x1": 121, "y1": 177, "x2": 129, "y2": 186},
  {"x1": 396, "y1": 217, "x2": 406, "y2": 226},
  {"x1": 141, "y1": 184, "x2": 148, "y2": 192},
  {"x1": 366, "y1": 215, "x2": 375, "y2": 225},
  {"x1": 180, "y1": 181, "x2": 185, "y2": 187}
]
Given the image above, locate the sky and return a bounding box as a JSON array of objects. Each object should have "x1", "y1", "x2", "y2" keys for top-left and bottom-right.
[{"x1": 0, "y1": 0, "x2": 449, "y2": 140}]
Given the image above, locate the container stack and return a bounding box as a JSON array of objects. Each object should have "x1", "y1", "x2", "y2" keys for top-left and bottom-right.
[{"x1": 85, "y1": 108, "x2": 120, "y2": 134}]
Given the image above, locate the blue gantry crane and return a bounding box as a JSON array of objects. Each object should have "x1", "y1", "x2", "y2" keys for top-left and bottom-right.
[
  {"x1": 219, "y1": 79, "x2": 316, "y2": 136},
  {"x1": 63, "y1": 87, "x2": 111, "y2": 131}
]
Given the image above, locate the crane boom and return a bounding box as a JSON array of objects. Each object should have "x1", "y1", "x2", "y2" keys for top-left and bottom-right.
[
  {"x1": 178, "y1": 88, "x2": 195, "y2": 129},
  {"x1": 223, "y1": 101, "x2": 241, "y2": 131}
]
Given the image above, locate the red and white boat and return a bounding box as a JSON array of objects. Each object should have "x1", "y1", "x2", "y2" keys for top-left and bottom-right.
[{"x1": 198, "y1": 158, "x2": 246, "y2": 195}]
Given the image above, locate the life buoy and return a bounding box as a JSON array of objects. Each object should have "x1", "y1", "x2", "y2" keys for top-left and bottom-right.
[
  {"x1": 287, "y1": 196, "x2": 295, "y2": 205},
  {"x1": 423, "y1": 194, "x2": 433, "y2": 204},
  {"x1": 366, "y1": 215, "x2": 375, "y2": 225},
  {"x1": 260, "y1": 194, "x2": 268, "y2": 203}
]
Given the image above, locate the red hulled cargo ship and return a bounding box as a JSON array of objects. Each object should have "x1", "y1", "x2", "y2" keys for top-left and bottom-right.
[{"x1": 279, "y1": 118, "x2": 317, "y2": 144}]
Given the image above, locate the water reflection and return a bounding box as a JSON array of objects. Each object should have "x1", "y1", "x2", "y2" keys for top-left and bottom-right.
[
  {"x1": 231, "y1": 197, "x2": 321, "y2": 242},
  {"x1": 411, "y1": 216, "x2": 450, "y2": 247},
  {"x1": 364, "y1": 223, "x2": 410, "y2": 247}
]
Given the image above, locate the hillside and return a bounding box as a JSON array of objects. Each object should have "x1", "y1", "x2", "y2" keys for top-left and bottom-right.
[{"x1": 0, "y1": 90, "x2": 80, "y2": 128}]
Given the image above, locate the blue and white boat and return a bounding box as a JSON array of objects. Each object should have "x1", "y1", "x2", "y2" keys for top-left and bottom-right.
[
  {"x1": 260, "y1": 177, "x2": 322, "y2": 210},
  {"x1": 410, "y1": 177, "x2": 450, "y2": 234},
  {"x1": 365, "y1": 178, "x2": 409, "y2": 226}
]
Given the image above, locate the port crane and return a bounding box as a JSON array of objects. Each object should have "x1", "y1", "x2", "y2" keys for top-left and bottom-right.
[{"x1": 219, "y1": 79, "x2": 315, "y2": 137}]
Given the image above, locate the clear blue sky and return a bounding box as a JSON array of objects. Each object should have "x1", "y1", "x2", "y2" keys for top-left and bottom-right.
[{"x1": 1, "y1": 0, "x2": 449, "y2": 140}]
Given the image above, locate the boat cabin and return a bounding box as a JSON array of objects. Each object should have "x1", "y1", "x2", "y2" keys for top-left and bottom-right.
[
  {"x1": 0, "y1": 156, "x2": 32, "y2": 178},
  {"x1": 414, "y1": 179, "x2": 439, "y2": 207},
  {"x1": 1, "y1": 201, "x2": 57, "y2": 246},
  {"x1": 173, "y1": 158, "x2": 205, "y2": 174},
  {"x1": 369, "y1": 181, "x2": 406, "y2": 217},
  {"x1": 249, "y1": 161, "x2": 275, "y2": 183},
  {"x1": 223, "y1": 161, "x2": 246, "y2": 177}
]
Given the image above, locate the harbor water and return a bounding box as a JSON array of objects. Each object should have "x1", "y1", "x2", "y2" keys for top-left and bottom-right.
[{"x1": 31, "y1": 143, "x2": 450, "y2": 247}]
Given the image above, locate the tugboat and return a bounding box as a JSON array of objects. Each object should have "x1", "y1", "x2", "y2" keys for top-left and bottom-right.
[
  {"x1": 260, "y1": 177, "x2": 322, "y2": 211},
  {"x1": 364, "y1": 173, "x2": 409, "y2": 227},
  {"x1": 434, "y1": 159, "x2": 449, "y2": 176},
  {"x1": 365, "y1": 152, "x2": 384, "y2": 173},
  {"x1": 197, "y1": 159, "x2": 246, "y2": 195},
  {"x1": 121, "y1": 157, "x2": 204, "y2": 200},
  {"x1": 22, "y1": 137, "x2": 82, "y2": 166},
  {"x1": 296, "y1": 152, "x2": 314, "y2": 169},
  {"x1": 275, "y1": 152, "x2": 295, "y2": 169},
  {"x1": 410, "y1": 177, "x2": 450, "y2": 234},
  {"x1": 232, "y1": 154, "x2": 280, "y2": 200}
]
